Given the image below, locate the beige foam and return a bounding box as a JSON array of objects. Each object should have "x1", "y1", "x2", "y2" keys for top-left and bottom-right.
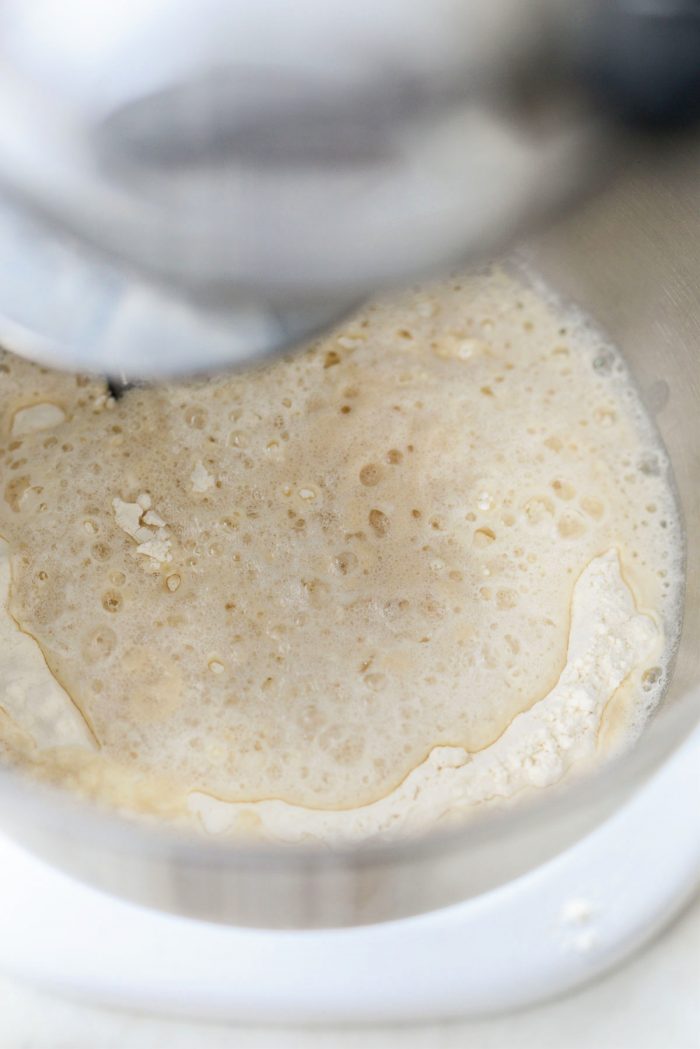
[{"x1": 0, "y1": 265, "x2": 683, "y2": 825}]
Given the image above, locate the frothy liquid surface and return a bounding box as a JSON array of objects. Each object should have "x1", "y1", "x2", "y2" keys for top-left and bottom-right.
[{"x1": 0, "y1": 266, "x2": 683, "y2": 837}]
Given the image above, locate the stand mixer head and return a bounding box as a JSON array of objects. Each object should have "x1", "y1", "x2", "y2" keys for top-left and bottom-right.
[{"x1": 0, "y1": 0, "x2": 697, "y2": 379}]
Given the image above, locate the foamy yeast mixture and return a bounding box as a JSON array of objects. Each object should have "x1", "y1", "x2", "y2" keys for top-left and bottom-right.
[{"x1": 0, "y1": 266, "x2": 683, "y2": 842}]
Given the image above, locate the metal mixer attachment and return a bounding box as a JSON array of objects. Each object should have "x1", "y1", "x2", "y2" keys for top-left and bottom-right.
[{"x1": 0, "y1": 0, "x2": 697, "y2": 379}]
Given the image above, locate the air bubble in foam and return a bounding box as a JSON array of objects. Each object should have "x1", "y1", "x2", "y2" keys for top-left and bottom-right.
[
  {"x1": 359, "y1": 464, "x2": 382, "y2": 486},
  {"x1": 101, "y1": 590, "x2": 123, "y2": 613},
  {"x1": 369, "y1": 509, "x2": 389, "y2": 537},
  {"x1": 473, "y1": 527, "x2": 496, "y2": 548}
]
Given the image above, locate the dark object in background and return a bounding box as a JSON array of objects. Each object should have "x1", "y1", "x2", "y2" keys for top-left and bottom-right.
[
  {"x1": 586, "y1": 0, "x2": 700, "y2": 128},
  {"x1": 107, "y1": 379, "x2": 133, "y2": 400}
]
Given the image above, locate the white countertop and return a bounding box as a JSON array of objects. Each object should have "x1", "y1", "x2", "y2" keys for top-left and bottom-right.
[{"x1": 1, "y1": 891, "x2": 698, "y2": 1049}]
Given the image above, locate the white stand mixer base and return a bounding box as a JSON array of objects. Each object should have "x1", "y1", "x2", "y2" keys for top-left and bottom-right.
[{"x1": 0, "y1": 734, "x2": 698, "y2": 1022}]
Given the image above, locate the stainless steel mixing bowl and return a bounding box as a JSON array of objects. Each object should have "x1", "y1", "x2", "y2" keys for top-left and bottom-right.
[{"x1": 0, "y1": 141, "x2": 698, "y2": 929}]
